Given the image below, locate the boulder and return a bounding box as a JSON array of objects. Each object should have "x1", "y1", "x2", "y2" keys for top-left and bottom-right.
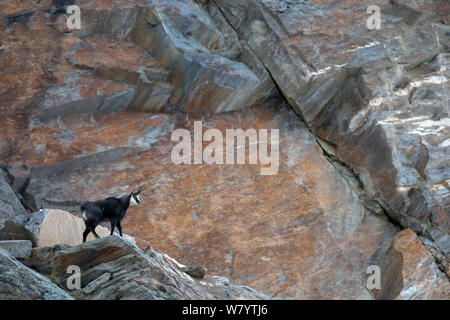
[
  {"x1": 65, "y1": 35, "x2": 175, "y2": 113},
  {"x1": 22, "y1": 235, "x2": 268, "y2": 300},
  {"x1": 1, "y1": 0, "x2": 448, "y2": 300},
  {"x1": 181, "y1": 266, "x2": 208, "y2": 279},
  {"x1": 24, "y1": 209, "x2": 136, "y2": 248},
  {"x1": 0, "y1": 248, "x2": 73, "y2": 300},
  {"x1": 0, "y1": 240, "x2": 32, "y2": 259}
]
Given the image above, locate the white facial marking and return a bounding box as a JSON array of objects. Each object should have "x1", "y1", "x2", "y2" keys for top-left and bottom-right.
[{"x1": 130, "y1": 196, "x2": 139, "y2": 206}]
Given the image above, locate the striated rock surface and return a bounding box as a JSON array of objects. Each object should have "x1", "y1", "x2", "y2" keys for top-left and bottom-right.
[
  {"x1": 392, "y1": 229, "x2": 449, "y2": 300},
  {"x1": 0, "y1": 171, "x2": 33, "y2": 241},
  {"x1": 0, "y1": 0, "x2": 274, "y2": 147},
  {"x1": 181, "y1": 266, "x2": 208, "y2": 279},
  {"x1": 374, "y1": 229, "x2": 449, "y2": 300},
  {"x1": 130, "y1": 0, "x2": 275, "y2": 112},
  {"x1": 213, "y1": 0, "x2": 450, "y2": 258},
  {"x1": 0, "y1": 248, "x2": 73, "y2": 300},
  {"x1": 14, "y1": 102, "x2": 400, "y2": 299},
  {"x1": 23, "y1": 235, "x2": 268, "y2": 300},
  {"x1": 0, "y1": 170, "x2": 26, "y2": 223},
  {"x1": 0, "y1": 240, "x2": 32, "y2": 259},
  {"x1": 0, "y1": 0, "x2": 448, "y2": 300}
]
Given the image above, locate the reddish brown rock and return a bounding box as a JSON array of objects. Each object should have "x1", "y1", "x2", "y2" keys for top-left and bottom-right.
[
  {"x1": 0, "y1": 4, "x2": 135, "y2": 162},
  {"x1": 375, "y1": 229, "x2": 449, "y2": 300},
  {"x1": 394, "y1": 229, "x2": 449, "y2": 299},
  {"x1": 4, "y1": 112, "x2": 174, "y2": 169},
  {"x1": 11, "y1": 102, "x2": 398, "y2": 299},
  {"x1": 65, "y1": 35, "x2": 174, "y2": 112}
]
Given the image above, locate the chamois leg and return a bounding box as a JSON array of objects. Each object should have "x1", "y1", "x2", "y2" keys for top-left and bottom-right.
[
  {"x1": 91, "y1": 227, "x2": 100, "y2": 239},
  {"x1": 87, "y1": 220, "x2": 100, "y2": 239},
  {"x1": 116, "y1": 220, "x2": 123, "y2": 237},
  {"x1": 110, "y1": 220, "x2": 116, "y2": 236},
  {"x1": 82, "y1": 226, "x2": 90, "y2": 243}
]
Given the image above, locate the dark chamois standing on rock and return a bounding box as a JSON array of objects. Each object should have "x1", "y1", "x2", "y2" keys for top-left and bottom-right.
[{"x1": 80, "y1": 187, "x2": 143, "y2": 243}]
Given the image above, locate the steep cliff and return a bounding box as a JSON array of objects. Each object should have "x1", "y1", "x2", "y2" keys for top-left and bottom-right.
[{"x1": 0, "y1": 0, "x2": 448, "y2": 299}]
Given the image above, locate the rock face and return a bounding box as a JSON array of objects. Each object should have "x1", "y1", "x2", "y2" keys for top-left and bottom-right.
[
  {"x1": 374, "y1": 229, "x2": 449, "y2": 300},
  {"x1": 0, "y1": 171, "x2": 33, "y2": 242},
  {"x1": 130, "y1": 0, "x2": 275, "y2": 112},
  {"x1": 0, "y1": 0, "x2": 448, "y2": 300},
  {"x1": 0, "y1": 248, "x2": 73, "y2": 300},
  {"x1": 23, "y1": 235, "x2": 268, "y2": 300},
  {"x1": 0, "y1": 171, "x2": 26, "y2": 227},
  {"x1": 181, "y1": 266, "x2": 208, "y2": 279},
  {"x1": 0, "y1": 0, "x2": 274, "y2": 145},
  {"x1": 392, "y1": 229, "x2": 449, "y2": 300},
  {"x1": 12, "y1": 102, "x2": 400, "y2": 299},
  {"x1": 212, "y1": 0, "x2": 449, "y2": 259}
]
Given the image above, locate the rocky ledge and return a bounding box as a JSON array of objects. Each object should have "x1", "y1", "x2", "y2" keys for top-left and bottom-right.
[{"x1": 17, "y1": 235, "x2": 268, "y2": 300}]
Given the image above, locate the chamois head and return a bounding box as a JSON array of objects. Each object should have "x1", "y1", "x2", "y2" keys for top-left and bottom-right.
[{"x1": 130, "y1": 186, "x2": 144, "y2": 206}]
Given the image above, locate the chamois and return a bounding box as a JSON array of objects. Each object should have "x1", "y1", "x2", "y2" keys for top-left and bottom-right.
[{"x1": 80, "y1": 187, "x2": 143, "y2": 243}]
